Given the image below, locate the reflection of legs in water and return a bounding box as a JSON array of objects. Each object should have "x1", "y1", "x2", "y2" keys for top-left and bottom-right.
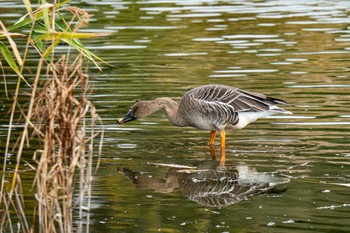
[{"x1": 208, "y1": 131, "x2": 217, "y2": 160}]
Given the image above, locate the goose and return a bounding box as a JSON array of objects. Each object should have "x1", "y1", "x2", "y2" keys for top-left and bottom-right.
[{"x1": 117, "y1": 84, "x2": 292, "y2": 165}]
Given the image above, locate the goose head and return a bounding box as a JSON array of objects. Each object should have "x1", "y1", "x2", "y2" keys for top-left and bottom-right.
[{"x1": 117, "y1": 101, "x2": 156, "y2": 124}]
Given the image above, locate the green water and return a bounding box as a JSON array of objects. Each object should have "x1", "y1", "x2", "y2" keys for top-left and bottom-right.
[{"x1": 1, "y1": 0, "x2": 350, "y2": 232}]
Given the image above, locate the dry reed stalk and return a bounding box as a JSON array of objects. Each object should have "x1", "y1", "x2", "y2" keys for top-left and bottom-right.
[
  {"x1": 1, "y1": 3, "x2": 105, "y2": 232},
  {"x1": 28, "y1": 54, "x2": 103, "y2": 233}
]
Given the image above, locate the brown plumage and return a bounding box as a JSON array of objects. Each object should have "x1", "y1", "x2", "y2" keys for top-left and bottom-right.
[{"x1": 117, "y1": 84, "x2": 291, "y2": 164}]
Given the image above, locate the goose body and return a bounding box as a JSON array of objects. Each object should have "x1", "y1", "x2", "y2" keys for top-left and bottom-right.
[
  {"x1": 178, "y1": 84, "x2": 291, "y2": 131},
  {"x1": 117, "y1": 84, "x2": 291, "y2": 164}
]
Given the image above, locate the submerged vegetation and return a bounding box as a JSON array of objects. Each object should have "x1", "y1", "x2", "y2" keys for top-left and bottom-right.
[{"x1": 0, "y1": 0, "x2": 106, "y2": 232}]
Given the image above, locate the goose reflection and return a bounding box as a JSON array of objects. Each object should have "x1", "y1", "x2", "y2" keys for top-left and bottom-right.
[{"x1": 118, "y1": 160, "x2": 289, "y2": 207}]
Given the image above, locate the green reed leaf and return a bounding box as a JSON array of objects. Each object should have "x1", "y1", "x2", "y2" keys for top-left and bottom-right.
[
  {"x1": 35, "y1": 32, "x2": 110, "y2": 41},
  {"x1": 0, "y1": 42, "x2": 20, "y2": 74}
]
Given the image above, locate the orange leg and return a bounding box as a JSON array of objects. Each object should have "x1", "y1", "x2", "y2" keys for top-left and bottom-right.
[
  {"x1": 209, "y1": 131, "x2": 217, "y2": 159},
  {"x1": 219, "y1": 130, "x2": 226, "y2": 165},
  {"x1": 209, "y1": 131, "x2": 217, "y2": 145}
]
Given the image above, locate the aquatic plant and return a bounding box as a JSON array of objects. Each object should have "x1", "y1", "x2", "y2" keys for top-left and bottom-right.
[{"x1": 0, "y1": 0, "x2": 105, "y2": 232}]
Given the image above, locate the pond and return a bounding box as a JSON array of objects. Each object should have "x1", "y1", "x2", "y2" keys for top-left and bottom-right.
[{"x1": 1, "y1": 0, "x2": 350, "y2": 232}]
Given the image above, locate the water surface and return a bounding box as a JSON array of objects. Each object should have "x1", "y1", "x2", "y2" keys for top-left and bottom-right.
[{"x1": 1, "y1": 0, "x2": 350, "y2": 232}]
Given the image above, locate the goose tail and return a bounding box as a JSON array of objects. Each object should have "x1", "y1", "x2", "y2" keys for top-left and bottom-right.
[{"x1": 269, "y1": 105, "x2": 293, "y2": 114}]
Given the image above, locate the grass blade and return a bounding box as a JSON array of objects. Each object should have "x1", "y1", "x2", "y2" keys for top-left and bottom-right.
[
  {"x1": 0, "y1": 42, "x2": 32, "y2": 88},
  {"x1": 8, "y1": 0, "x2": 71, "y2": 31},
  {"x1": 22, "y1": 0, "x2": 33, "y2": 19},
  {"x1": 63, "y1": 38, "x2": 110, "y2": 70},
  {"x1": 40, "y1": 1, "x2": 52, "y2": 32},
  {"x1": 35, "y1": 31, "x2": 110, "y2": 41},
  {"x1": 0, "y1": 42, "x2": 21, "y2": 74},
  {"x1": 0, "y1": 21, "x2": 23, "y2": 67}
]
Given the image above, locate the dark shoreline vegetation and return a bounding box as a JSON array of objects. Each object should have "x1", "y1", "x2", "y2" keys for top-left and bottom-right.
[{"x1": 0, "y1": 1, "x2": 106, "y2": 232}]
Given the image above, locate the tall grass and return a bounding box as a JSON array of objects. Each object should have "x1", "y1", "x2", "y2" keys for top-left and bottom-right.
[{"x1": 0, "y1": 0, "x2": 105, "y2": 232}]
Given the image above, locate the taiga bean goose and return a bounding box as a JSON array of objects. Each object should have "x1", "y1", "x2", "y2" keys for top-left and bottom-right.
[{"x1": 117, "y1": 84, "x2": 292, "y2": 164}]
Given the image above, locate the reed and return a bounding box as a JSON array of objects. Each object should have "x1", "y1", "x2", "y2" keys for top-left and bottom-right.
[
  {"x1": 0, "y1": 1, "x2": 105, "y2": 232},
  {"x1": 31, "y1": 54, "x2": 103, "y2": 233}
]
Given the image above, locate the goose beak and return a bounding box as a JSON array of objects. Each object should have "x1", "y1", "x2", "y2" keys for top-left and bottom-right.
[{"x1": 117, "y1": 110, "x2": 136, "y2": 124}]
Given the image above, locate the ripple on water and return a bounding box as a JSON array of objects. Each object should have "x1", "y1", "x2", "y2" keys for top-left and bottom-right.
[
  {"x1": 2, "y1": 0, "x2": 350, "y2": 232},
  {"x1": 117, "y1": 144, "x2": 138, "y2": 149}
]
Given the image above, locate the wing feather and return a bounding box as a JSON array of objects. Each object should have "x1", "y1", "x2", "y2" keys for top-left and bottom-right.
[
  {"x1": 179, "y1": 84, "x2": 289, "y2": 130},
  {"x1": 183, "y1": 84, "x2": 282, "y2": 113}
]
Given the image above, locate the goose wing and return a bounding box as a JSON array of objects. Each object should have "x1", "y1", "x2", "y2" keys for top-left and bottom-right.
[
  {"x1": 183, "y1": 84, "x2": 285, "y2": 113},
  {"x1": 179, "y1": 84, "x2": 289, "y2": 130}
]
